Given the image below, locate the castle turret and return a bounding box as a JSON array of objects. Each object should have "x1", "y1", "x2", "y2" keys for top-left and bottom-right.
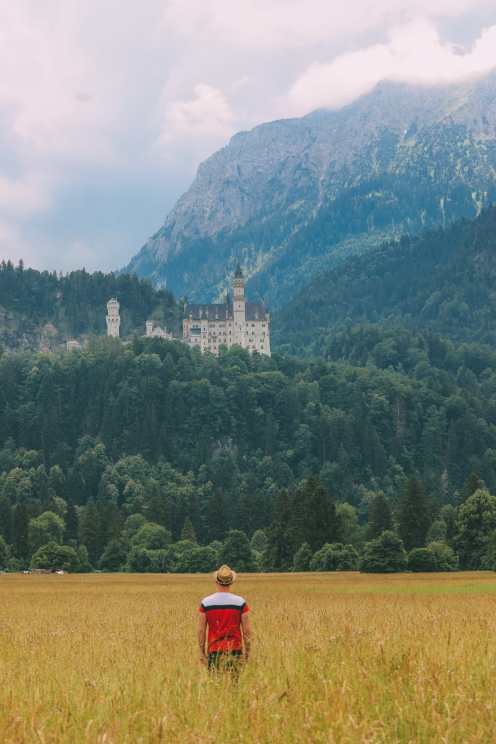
[
  {"x1": 106, "y1": 298, "x2": 120, "y2": 338},
  {"x1": 232, "y1": 265, "x2": 246, "y2": 345}
]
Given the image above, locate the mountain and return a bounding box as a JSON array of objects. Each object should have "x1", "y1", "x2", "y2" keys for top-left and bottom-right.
[
  {"x1": 273, "y1": 206, "x2": 496, "y2": 355},
  {"x1": 126, "y1": 71, "x2": 496, "y2": 307},
  {"x1": 0, "y1": 261, "x2": 178, "y2": 350}
]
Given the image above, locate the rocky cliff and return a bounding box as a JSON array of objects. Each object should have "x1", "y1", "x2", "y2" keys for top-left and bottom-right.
[{"x1": 126, "y1": 71, "x2": 496, "y2": 307}]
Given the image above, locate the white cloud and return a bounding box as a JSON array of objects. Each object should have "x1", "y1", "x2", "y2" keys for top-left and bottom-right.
[
  {"x1": 162, "y1": 0, "x2": 495, "y2": 51},
  {"x1": 156, "y1": 83, "x2": 236, "y2": 169},
  {"x1": 160, "y1": 84, "x2": 234, "y2": 142},
  {"x1": 0, "y1": 1, "x2": 495, "y2": 271},
  {"x1": 288, "y1": 20, "x2": 496, "y2": 114},
  {"x1": 0, "y1": 174, "x2": 51, "y2": 217},
  {"x1": 0, "y1": 4, "x2": 116, "y2": 162}
]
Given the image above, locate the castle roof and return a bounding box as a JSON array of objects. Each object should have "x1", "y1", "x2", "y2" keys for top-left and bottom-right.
[{"x1": 186, "y1": 302, "x2": 268, "y2": 322}]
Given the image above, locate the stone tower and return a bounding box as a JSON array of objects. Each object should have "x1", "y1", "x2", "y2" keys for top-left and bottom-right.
[
  {"x1": 106, "y1": 298, "x2": 120, "y2": 338},
  {"x1": 232, "y1": 265, "x2": 246, "y2": 346}
]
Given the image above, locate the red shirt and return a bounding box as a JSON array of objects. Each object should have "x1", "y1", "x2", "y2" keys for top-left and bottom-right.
[{"x1": 199, "y1": 591, "x2": 249, "y2": 653}]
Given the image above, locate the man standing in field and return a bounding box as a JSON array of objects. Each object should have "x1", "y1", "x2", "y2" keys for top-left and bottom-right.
[{"x1": 198, "y1": 565, "x2": 251, "y2": 673}]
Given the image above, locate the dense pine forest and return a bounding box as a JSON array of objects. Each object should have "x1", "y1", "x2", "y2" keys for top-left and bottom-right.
[
  {"x1": 3, "y1": 206, "x2": 496, "y2": 572},
  {"x1": 1, "y1": 330, "x2": 496, "y2": 573},
  {"x1": 0, "y1": 261, "x2": 178, "y2": 349},
  {"x1": 275, "y1": 206, "x2": 496, "y2": 355}
]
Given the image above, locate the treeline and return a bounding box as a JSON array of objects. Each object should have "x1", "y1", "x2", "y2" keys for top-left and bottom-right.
[
  {"x1": 0, "y1": 471, "x2": 492, "y2": 574},
  {"x1": 274, "y1": 205, "x2": 496, "y2": 353},
  {"x1": 266, "y1": 473, "x2": 496, "y2": 573},
  {"x1": 1, "y1": 332, "x2": 496, "y2": 570},
  {"x1": 0, "y1": 261, "x2": 178, "y2": 348}
]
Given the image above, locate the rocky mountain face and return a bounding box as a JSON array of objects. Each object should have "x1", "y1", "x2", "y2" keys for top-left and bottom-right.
[{"x1": 126, "y1": 71, "x2": 496, "y2": 307}]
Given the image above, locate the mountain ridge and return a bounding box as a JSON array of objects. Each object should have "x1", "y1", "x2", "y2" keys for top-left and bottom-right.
[{"x1": 126, "y1": 70, "x2": 496, "y2": 307}]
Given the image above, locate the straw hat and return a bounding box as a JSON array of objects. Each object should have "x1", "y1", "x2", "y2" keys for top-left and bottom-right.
[{"x1": 214, "y1": 564, "x2": 236, "y2": 586}]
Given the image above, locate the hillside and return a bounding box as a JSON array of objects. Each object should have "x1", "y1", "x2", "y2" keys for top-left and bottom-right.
[
  {"x1": 0, "y1": 261, "x2": 178, "y2": 350},
  {"x1": 126, "y1": 71, "x2": 496, "y2": 308},
  {"x1": 2, "y1": 329, "x2": 496, "y2": 570},
  {"x1": 274, "y1": 205, "x2": 496, "y2": 355}
]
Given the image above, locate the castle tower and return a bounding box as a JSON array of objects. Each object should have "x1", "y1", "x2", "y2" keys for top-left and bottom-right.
[
  {"x1": 232, "y1": 265, "x2": 246, "y2": 345},
  {"x1": 145, "y1": 320, "x2": 153, "y2": 337},
  {"x1": 106, "y1": 298, "x2": 120, "y2": 338}
]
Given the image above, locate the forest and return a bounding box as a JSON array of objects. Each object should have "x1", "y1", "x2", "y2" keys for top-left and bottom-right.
[
  {"x1": 3, "y1": 205, "x2": 496, "y2": 573},
  {"x1": 1, "y1": 329, "x2": 496, "y2": 573},
  {"x1": 275, "y1": 205, "x2": 496, "y2": 354},
  {"x1": 0, "y1": 260, "x2": 179, "y2": 349}
]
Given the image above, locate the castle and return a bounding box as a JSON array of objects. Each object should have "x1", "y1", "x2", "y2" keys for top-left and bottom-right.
[
  {"x1": 182, "y1": 267, "x2": 270, "y2": 356},
  {"x1": 104, "y1": 267, "x2": 270, "y2": 356}
]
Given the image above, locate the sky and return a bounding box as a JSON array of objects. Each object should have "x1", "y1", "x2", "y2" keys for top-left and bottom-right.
[{"x1": 1, "y1": 1, "x2": 496, "y2": 274}]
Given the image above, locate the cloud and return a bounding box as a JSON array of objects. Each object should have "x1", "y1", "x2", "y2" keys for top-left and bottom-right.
[
  {"x1": 157, "y1": 84, "x2": 235, "y2": 162},
  {"x1": 288, "y1": 20, "x2": 496, "y2": 114},
  {"x1": 0, "y1": 1, "x2": 495, "y2": 272},
  {"x1": 162, "y1": 0, "x2": 495, "y2": 51},
  {"x1": 0, "y1": 174, "x2": 51, "y2": 217},
  {"x1": 0, "y1": 4, "x2": 116, "y2": 162}
]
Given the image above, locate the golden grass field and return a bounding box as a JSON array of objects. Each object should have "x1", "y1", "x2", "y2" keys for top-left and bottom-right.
[{"x1": 1, "y1": 572, "x2": 496, "y2": 744}]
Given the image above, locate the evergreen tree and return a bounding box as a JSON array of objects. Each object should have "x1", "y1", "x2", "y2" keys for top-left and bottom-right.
[
  {"x1": 441, "y1": 504, "x2": 457, "y2": 544},
  {"x1": 293, "y1": 542, "x2": 312, "y2": 572},
  {"x1": 78, "y1": 500, "x2": 102, "y2": 565},
  {"x1": 292, "y1": 477, "x2": 341, "y2": 552},
  {"x1": 398, "y1": 479, "x2": 431, "y2": 551},
  {"x1": 203, "y1": 490, "x2": 227, "y2": 543},
  {"x1": 0, "y1": 496, "x2": 12, "y2": 543},
  {"x1": 99, "y1": 502, "x2": 123, "y2": 549},
  {"x1": 460, "y1": 471, "x2": 484, "y2": 505},
  {"x1": 12, "y1": 503, "x2": 29, "y2": 560},
  {"x1": 48, "y1": 465, "x2": 66, "y2": 500},
  {"x1": 0, "y1": 535, "x2": 9, "y2": 569},
  {"x1": 264, "y1": 490, "x2": 293, "y2": 571},
  {"x1": 145, "y1": 479, "x2": 167, "y2": 527},
  {"x1": 180, "y1": 517, "x2": 197, "y2": 543},
  {"x1": 367, "y1": 493, "x2": 393, "y2": 540},
  {"x1": 76, "y1": 545, "x2": 92, "y2": 572},
  {"x1": 65, "y1": 502, "x2": 79, "y2": 542}
]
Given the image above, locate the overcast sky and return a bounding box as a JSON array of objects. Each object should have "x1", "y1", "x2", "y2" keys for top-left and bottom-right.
[{"x1": 1, "y1": 1, "x2": 496, "y2": 273}]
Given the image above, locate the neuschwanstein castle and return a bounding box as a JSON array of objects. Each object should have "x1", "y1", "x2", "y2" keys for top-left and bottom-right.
[{"x1": 103, "y1": 267, "x2": 271, "y2": 357}]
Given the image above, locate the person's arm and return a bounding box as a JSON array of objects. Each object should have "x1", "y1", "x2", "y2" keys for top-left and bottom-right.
[
  {"x1": 198, "y1": 613, "x2": 207, "y2": 665},
  {"x1": 241, "y1": 613, "x2": 251, "y2": 661}
]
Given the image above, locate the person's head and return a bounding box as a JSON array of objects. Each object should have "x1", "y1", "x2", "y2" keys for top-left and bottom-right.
[{"x1": 214, "y1": 564, "x2": 236, "y2": 589}]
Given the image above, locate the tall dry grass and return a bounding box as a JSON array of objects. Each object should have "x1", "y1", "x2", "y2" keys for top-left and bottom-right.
[{"x1": 1, "y1": 572, "x2": 496, "y2": 743}]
